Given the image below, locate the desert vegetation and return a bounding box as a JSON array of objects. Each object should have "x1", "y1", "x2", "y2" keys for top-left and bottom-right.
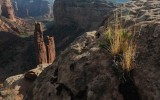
[{"x1": 101, "y1": 21, "x2": 136, "y2": 72}]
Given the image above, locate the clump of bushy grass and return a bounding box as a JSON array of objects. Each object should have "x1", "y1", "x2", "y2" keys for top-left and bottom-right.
[{"x1": 102, "y1": 24, "x2": 136, "y2": 72}]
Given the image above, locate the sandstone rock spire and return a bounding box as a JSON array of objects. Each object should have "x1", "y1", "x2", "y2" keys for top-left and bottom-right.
[
  {"x1": 34, "y1": 22, "x2": 48, "y2": 65},
  {"x1": 46, "y1": 36, "x2": 56, "y2": 63},
  {"x1": 34, "y1": 22, "x2": 56, "y2": 65}
]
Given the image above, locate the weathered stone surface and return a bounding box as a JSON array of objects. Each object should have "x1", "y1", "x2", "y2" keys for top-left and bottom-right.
[
  {"x1": 25, "y1": 1, "x2": 160, "y2": 100},
  {"x1": 26, "y1": 30, "x2": 124, "y2": 100},
  {"x1": 53, "y1": 0, "x2": 115, "y2": 30},
  {"x1": 46, "y1": 36, "x2": 56, "y2": 63},
  {"x1": 34, "y1": 22, "x2": 48, "y2": 65},
  {"x1": 1, "y1": 0, "x2": 15, "y2": 21}
]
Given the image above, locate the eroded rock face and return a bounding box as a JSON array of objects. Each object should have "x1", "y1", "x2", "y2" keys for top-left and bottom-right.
[
  {"x1": 53, "y1": 0, "x2": 115, "y2": 30},
  {"x1": 12, "y1": 0, "x2": 53, "y2": 17},
  {"x1": 1, "y1": 0, "x2": 15, "y2": 21},
  {"x1": 34, "y1": 23, "x2": 48, "y2": 65}
]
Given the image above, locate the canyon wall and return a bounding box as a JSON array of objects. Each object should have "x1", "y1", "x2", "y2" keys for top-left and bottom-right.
[
  {"x1": 12, "y1": 0, "x2": 53, "y2": 17},
  {"x1": 1, "y1": 0, "x2": 15, "y2": 21},
  {"x1": 53, "y1": 0, "x2": 115, "y2": 30}
]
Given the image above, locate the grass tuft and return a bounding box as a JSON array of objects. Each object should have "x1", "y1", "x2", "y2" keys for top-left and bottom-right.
[
  {"x1": 102, "y1": 24, "x2": 136, "y2": 72},
  {"x1": 122, "y1": 42, "x2": 136, "y2": 71}
]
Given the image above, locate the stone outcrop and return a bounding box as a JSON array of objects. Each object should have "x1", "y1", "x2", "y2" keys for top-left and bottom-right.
[
  {"x1": 1, "y1": 0, "x2": 15, "y2": 21},
  {"x1": 34, "y1": 22, "x2": 56, "y2": 65},
  {"x1": 25, "y1": 0, "x2": 160, "y2": 100},
  {"x1": 46, "y1": 36, "x2": 56, "y2": 63},
  {"x1": 12, "y1": 0, "x2": 53, "y2": 17},
  {"x1": 53, "y1": 0, "x2": 115, "y2": 30}
]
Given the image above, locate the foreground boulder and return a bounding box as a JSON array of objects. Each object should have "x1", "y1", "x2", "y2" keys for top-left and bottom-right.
[
  {"x1": 25, "y1": 0, "x2": 160, "y2": 100},
  {"x1": 26, "y1": 30, "x2": 124, "y2": 100}
]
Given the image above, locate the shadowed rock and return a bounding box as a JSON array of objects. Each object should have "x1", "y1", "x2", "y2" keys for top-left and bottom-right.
[{"x1": 24, "y1": 71, "x2": 37, "y2": 81}]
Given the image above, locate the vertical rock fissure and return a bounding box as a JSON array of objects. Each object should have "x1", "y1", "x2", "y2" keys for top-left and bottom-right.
[
  {"x1": 118, "y1": 71, "x2": 141, "y2": 100},
  {"x1": 112, "y1": 56, "x2": 141, "y2": 100}
]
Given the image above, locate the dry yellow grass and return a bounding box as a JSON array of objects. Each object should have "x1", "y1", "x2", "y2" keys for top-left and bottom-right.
[
  {"x1": 104, "y1": 24, "x2": 136, "y2": 72},
  {"x1": 110, "y1": 27, "x2": 123, "y2": 55},
  {"x1": 122, "y1": 42, "x2": 136, "y2": 71}
]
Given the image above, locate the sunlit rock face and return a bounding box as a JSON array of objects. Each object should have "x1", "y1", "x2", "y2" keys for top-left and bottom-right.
[
  {"x1": 12, "y1": 0, "x2": 53, "y2": 17},
  {"x1": 53, "y1": 0, "x2": 115, "y2": 30}
]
